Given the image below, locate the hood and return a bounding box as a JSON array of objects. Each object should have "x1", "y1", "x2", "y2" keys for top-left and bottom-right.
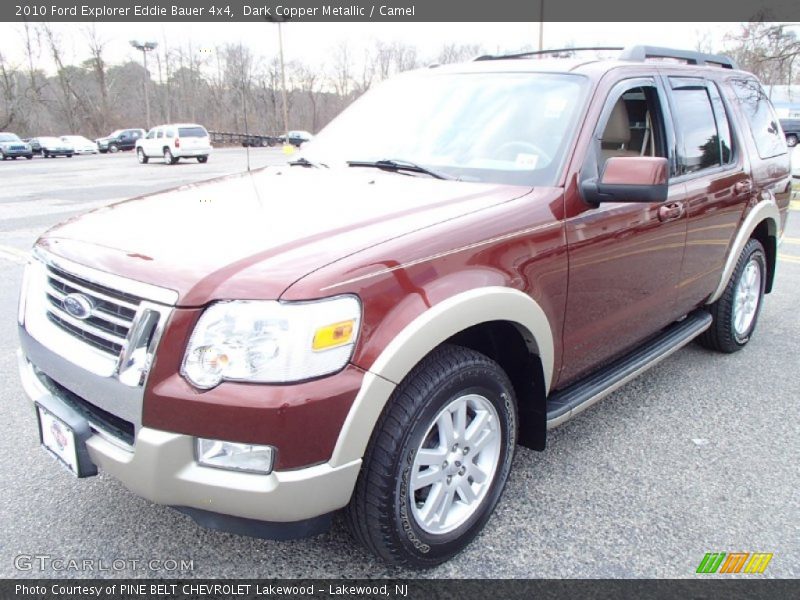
[{"x1": 39, "y1": 167, "x2": 530, "y2": 306}]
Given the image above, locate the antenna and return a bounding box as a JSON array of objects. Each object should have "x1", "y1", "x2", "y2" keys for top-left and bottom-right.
[{"x1": 241, "y1": 44, "x2": 251, "y2": 172}]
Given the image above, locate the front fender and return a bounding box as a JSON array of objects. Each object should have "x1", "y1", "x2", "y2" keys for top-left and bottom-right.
[{"x1": 329, "y1": 286, "x2": 553, "y2": 467}]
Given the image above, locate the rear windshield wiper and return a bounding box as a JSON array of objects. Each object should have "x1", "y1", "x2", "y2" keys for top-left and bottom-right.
[
  {"x1": 347, "y1": 159, "x2": 453, "y2": 180},
  {"x1": 289, "y1": 157, "x2": 328, "y2": 168}
]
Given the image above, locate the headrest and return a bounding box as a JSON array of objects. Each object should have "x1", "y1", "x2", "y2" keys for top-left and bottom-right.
[{"x1": 602, "y1": 100, "x2": 631, "y2": 145}]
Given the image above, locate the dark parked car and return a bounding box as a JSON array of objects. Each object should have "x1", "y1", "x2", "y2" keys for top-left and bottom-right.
[
  {"x1": 0, "y1": 132, "x2": 33, "y2": 160},
  {"x1": 242, "y1": 135, "x2": 278, "y2": 147},
  {"x1": 279, "y1": 130, "x2": 314, "y2": 147},
  {"x1": 31, "y1": 137, "x2": 74, "y2": 158},
  {"x1": 96, "y1": 129, "x2": 145, "y2": 153},
  {"x1": 780, "y1": 118, "x2": 799, "y2": 147}
]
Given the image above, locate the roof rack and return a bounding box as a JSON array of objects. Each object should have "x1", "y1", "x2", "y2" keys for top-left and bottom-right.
[
  {"x1": 474, "y1": 47, "x2": 623, "y2": 61},
  {"x1": 618, "y1": 46, "x2": 739, "y2": 70},
  {"x1": 473, "y1": 45, "x2": 739, "y2": 70}
]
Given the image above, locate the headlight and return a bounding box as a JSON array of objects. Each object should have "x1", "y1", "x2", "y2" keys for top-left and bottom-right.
[{"x1": 181, "y1": 296, "x2": 361, "y2": 389}]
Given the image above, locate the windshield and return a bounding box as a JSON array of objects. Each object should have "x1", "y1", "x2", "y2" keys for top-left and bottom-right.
[
  {"x1": 0, "y1": 133, "x2": 21, "y2": 142},
  {"x1": 303, "y1": 71, "x2": 588, "y2": 186}
]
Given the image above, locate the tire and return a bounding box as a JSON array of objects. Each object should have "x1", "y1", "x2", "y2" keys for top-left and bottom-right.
[
  {"x1": 108, "y1": 144, "x2": 119, "y2": 153},
  {"x1": 164, "y1": 148, "x2": 177, "y2": 165},
  {"x1": 699, "y1": 238, "x2": 766, "y2": 353},
  {"x1": 137, "y1": 148, "x2": 148, "y2": 164},
  {"x1": 345, "y1": 344, "x2": 517, "y2": 568},
  {"x1": 786, "y1": 134, "x2": 798, "y2": 148},
  {"x1": 67, "y1": 154, "x2": 73, "y2": 158},
  {"x1": 11, "y1": 156, "x2": 17, "y2": 160},
  {"x1": 197, "y1": 155, "x2": 208, "y2": 163},
  {"x1": 25, "y1": 155, "x2": 33, "y2": 160}
]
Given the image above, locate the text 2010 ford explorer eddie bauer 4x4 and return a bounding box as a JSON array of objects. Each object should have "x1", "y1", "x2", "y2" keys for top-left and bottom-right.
[{"x1": 17, "y1": 46, "x2": 791, "y2": 567}]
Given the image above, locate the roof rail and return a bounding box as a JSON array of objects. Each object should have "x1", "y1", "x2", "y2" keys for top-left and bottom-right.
[
  {"x1": 474, "y1": 47, "x2": 623, "y2": 61},
  {"x1": 618, "y1": 45, "x2": 739, "y2": 70}
]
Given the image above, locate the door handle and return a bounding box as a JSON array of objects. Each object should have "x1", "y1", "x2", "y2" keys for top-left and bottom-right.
[
  {"x1": 734, "y1": 179, "x2": 753, "y2": 196},
  {"x1": 658, "y1": 201, "x2": 684, "y2": 222}
]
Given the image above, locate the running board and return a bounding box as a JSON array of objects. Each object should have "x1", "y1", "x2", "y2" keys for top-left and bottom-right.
[{"x1": 546, "y1": 310, "x2": 712, "y2": 429}]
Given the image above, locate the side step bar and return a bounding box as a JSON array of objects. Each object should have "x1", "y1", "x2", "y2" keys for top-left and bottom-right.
[{"x1": 546, "y1": 310, "x2": 712, "y2": 429}]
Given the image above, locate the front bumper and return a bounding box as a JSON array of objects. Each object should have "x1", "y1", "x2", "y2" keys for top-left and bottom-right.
[{"x1": 18, "y1": 349, "x2": 362, "y2": 526}]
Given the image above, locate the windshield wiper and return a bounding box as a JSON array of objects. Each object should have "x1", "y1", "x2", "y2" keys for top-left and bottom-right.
[
  {"x1": 347, "y1": 159, "x2": 453, "y2": 180},
  {"x1": 289, "y1": 157, "x2": 328, "y2": 168}
]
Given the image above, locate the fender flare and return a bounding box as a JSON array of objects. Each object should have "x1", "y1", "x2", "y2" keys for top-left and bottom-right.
[
  {"x1": 329, "y1": 286, "x2": 554, "y2": 467},
  {"x1": 706, "y1": 200, "x2": 780, "y2": 305}
]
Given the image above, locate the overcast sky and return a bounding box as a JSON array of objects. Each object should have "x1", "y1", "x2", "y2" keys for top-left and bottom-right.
[{"x1": 0, "y1": 21, "x2": 742, "y2": 73}]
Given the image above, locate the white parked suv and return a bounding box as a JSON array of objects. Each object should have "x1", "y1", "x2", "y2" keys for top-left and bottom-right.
[{"x1": 136, "y1": 123, "x2": 212, "y2": 165}]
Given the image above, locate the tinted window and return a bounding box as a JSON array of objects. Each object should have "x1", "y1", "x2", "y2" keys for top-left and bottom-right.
[
  {"x1": 146, "y1": 129, "x2": 155, "y2": 139},
  {"x1": 731, "y1": 79, "x2": 787, "y2": 159},
  {"x1": 166, "y1": 130, "x2": 175, "y2": 138},
  {"x1": 707, "y1": 83, "x2": 733, "y2": 164},
  {"x1": 178, "y1": 127, "x2": 208, "y2": 137},
  {"x1": 670, "y1": 84, "x2": 722, "y2": 174},
  {"x1": 156, "y1": 130, "x2": 163, "y2": 139}
]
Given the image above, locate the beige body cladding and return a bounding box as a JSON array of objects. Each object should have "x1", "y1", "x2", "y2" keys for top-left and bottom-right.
[{"x1": 329, "y1": 286, "x2": 554, "y2": 468}]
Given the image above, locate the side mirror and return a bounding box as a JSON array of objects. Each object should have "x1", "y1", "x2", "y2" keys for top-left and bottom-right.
[{"x1": 581, "y1": 156, "x2": 669, "y2": 204}]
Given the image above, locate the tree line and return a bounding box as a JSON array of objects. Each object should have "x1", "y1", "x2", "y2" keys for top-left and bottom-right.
[
  {"x1": 0, "y1": 24, "x2": 483, "y2": 137},
  {"x1": 1, "y1": 22, "x2": 798, "y2": 139}
]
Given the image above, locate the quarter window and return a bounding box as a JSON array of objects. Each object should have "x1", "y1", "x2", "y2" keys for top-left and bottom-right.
[{"x1": 731, "y1": 79, "x2": 787, "y2": 159}]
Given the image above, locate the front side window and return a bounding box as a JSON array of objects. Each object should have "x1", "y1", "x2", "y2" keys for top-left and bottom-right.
[
  {"x1": 145, "y1": 129, "x2": 155, "y2": 140},
  {"x1": 731, "y1": 79, "x2": 787, "y2": 159},
  {"x1": 303, "y1": 71, "x2": 589, "y2": 186},
  {"x1": 597, "y1": 84, "x2": 668, "y2": 172},
  {"x1": 669, "y1": 79, "x2": 727, "y2": 174}
]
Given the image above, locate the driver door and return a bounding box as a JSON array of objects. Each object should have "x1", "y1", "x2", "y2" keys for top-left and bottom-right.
[{"x1": 558, "y1": 77, "x2": 689, "y2": 387}]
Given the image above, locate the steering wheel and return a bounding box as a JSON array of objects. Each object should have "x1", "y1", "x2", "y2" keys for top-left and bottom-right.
[{"x1": 494, "y1": 141, "x2": 552, "y2": 166}]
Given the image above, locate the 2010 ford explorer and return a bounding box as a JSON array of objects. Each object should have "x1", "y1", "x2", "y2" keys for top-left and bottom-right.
[{"x1": 17, "y1": 46, "x2": 791, "y2": 568}]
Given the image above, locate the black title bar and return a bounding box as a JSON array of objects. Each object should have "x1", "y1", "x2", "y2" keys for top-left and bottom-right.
[{"x1": 4, "y1": 0, "x2": 800, "y2": 22}]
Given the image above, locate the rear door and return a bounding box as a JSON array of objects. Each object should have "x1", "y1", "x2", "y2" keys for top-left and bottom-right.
[
  {"x1": 559, "y1": 76, "x2": 688, "y2": 386},
  {"x1": 664, "y1": 75, "x2": 753, "y2": 315}
]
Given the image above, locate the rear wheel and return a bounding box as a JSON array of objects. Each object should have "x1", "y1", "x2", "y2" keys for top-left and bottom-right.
[
  {"x1": 137, "y1": 148, "x2": 148, "y2": 164},
  {"x1": 786, "y1": 134, "x2": 798, "y2": 147},
  {"x1": 345, "y1": 344, "x2": 517, "y2": 568},
  {"x1": 699, "y1": 238, "x2": 766, "y2": 353},
  {"x1": 197, "y1": 155, "x2": 208, "y2": 163},
  {"x1": 164, "y1": 148, "x2": 177, "y2": 165}
]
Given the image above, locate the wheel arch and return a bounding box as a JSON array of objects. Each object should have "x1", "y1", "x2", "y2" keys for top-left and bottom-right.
[
  {"x1": 707, "y1": 200, "x2": 780, "y2": 304},
  {"x1": 329, "y1": 287, "x2": 554, "y2": 467}
]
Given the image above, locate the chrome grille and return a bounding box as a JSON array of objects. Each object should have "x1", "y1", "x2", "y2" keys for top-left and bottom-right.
[{"x1": 44, "y1": 264, "x2": 143, "y2": 358}]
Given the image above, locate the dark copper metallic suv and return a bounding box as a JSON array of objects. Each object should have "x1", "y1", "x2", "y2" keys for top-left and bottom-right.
[{"x1": 17, "y1": 46, "x2": 792, "y2": 567}]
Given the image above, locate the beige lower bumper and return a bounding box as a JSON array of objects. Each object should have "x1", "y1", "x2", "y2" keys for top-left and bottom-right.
[
  {"x1": 19, "y1": 349, "x2": 361, "y2": 523},
  {"x1": 86, "y1": 430, "x2": 361, "y2": 522}
]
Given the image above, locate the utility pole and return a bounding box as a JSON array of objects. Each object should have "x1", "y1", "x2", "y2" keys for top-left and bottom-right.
[
  {"x1": 538, "y1": 1, "x2": 545, "y2": 54},
  {"x1": 130, "y1": 40, "x2": 158, "y2": 129},
  {"x1": 277, "y1": 21, "x2": 290, "y2": 146}
]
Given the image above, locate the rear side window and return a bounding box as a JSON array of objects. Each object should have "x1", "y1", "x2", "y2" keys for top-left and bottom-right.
[
  {"x1": 669, "y1": 79, "x2": 730, "y2": 174},
  {"x1": 178, "y1": 127, "x2": 208, "y2": 137},
  {"x1": 731, "y1": 79, "x2": 787, "y2": 159},
  {"x1": 156, "y1": 130, "x2": 163, "y2": 139}
]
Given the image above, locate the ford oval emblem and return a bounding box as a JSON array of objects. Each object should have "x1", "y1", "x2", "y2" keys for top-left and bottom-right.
[{"x1": 63, "y1": 293, "x2": 93, "y2": 320}]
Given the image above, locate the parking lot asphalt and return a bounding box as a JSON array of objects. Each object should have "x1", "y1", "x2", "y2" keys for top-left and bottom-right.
[{"x1": 0, "y1": 147, "x2": 798, "y2": 579}]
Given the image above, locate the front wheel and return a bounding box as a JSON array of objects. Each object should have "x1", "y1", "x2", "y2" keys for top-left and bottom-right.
[
  {"x1": 137, "y1": 148, "x2": 148, "y2": 164},
  {"x1": 345, "y1": 344, "x2": 517, "y2": 568},
  {"x1": 786, "y1": 134, "x2": 798, "y2": 147},
  {"x1": 108, "y1": 144, "x2": 119, "y2": 153},
  {"x1": 699, "y1": 238, "x2": 766, "y2": 353}
]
